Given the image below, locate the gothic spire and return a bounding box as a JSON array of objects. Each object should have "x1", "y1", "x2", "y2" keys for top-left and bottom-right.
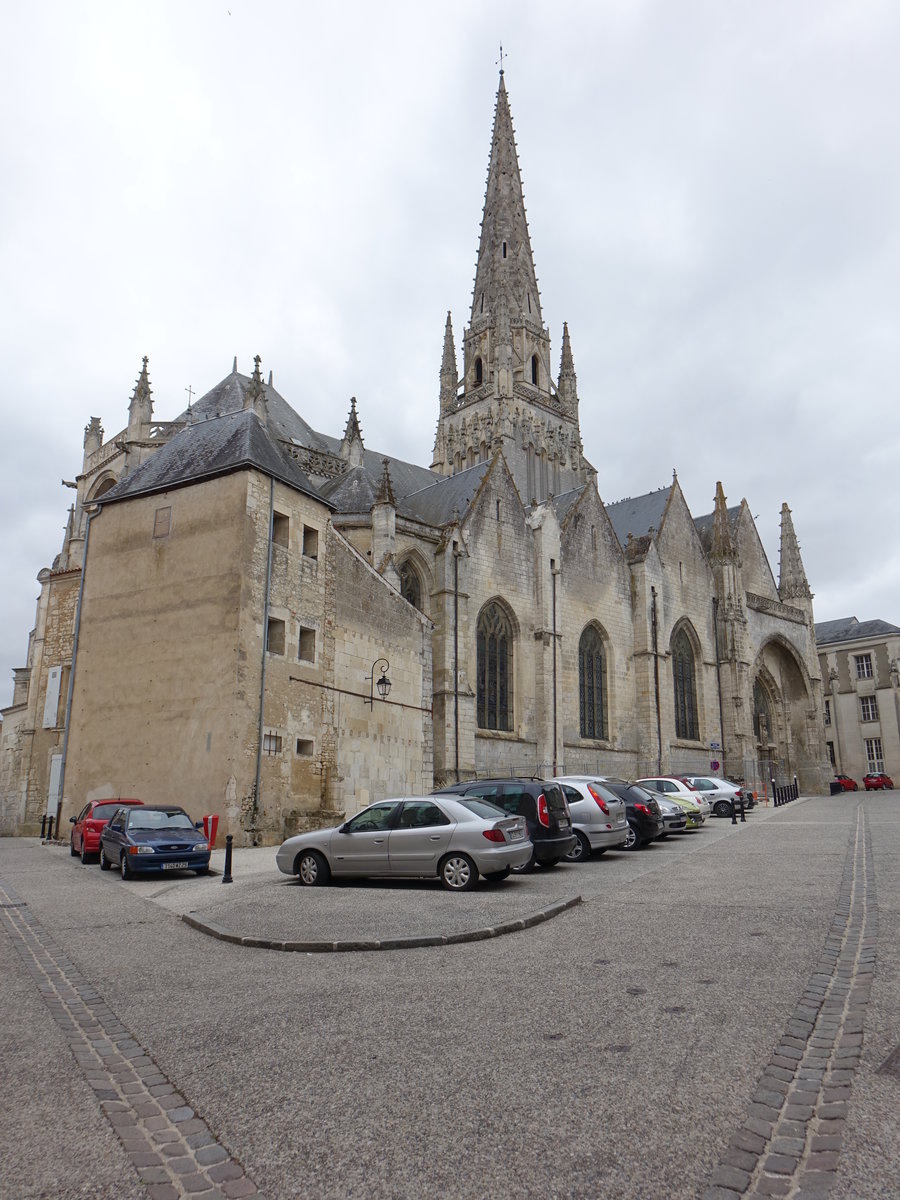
[
  {"x1": 470, "y1": 72, "x2": 542, "y2": 329},
  {"x1": 710, "y1": 481, "x2": 737, "y2": 563},
  {"x1": 244, "y1": 355, "x2": 268, "y2": 421},
  {"x1": 127, "y1": 355, "x2": 153, "y2": 431},
  {"x1": 374, "y1": 458, "x2": 396, "y2": 507},
  {"x1": 557, "y1": 321, "x2": 578, "y2": 414},
  {"x1": 778, "y1": 502, "x2": 812, "y2": 601},
  {"x1": 340, "y1": 397, "x2": 364, "y2": 467},
  {"x1": 439, "y1": 312, "x2": 458, "y2": 413}
]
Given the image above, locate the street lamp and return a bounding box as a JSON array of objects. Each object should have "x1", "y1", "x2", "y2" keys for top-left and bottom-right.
[{"x1": 366, "y1": 658, "x2": 391, "y2": 707}]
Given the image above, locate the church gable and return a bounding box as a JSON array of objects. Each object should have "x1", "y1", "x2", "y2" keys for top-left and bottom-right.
[
  {"x1": 653, "y1": 481, "x2": 715, "y2": 605},
  {"x1": 558, "y1": 485, "x2": 630, "y2": 605},
  {"x1": 734, "y1": 500, "x2": 779, "y2": 599}
]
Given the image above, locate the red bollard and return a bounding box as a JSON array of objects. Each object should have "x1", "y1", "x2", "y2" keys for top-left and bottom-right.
[{"x1": 202, "y1": 814, "x2": 219, "y2": 849}]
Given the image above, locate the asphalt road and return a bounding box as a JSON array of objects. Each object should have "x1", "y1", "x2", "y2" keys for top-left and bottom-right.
[{"x1": 2, "y1": 793, "x2": 899, "y2": 1200}]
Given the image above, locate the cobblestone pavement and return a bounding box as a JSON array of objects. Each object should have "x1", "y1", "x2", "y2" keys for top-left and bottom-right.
[
  {"x1": 704, "y1": 806, "x2": 875, "y2": 1199},
  {"x1": 0, "y1": 878, "x2": 264, "y2": 1200}
]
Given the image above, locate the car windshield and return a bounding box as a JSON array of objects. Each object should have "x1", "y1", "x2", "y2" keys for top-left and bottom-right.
[
  {"x1": 92, "y1": 802, "x2": 128, "y2": 821},
  {"x1": 127, "y1": 810, "x2": 194, "y2": 831},
  {"x1": 620, "y1": 784, "x2": 658, "y2": 804},
  {"x1": 456, "y1": 797, "x2": 508, "y2": 820}
]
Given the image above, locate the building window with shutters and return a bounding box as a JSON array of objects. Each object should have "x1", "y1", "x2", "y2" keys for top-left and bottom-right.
[{"x1": 477, "y1": 601, "x2": 513, "y2": 732}]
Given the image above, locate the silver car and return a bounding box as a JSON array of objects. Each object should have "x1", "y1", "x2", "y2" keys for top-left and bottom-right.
[
  {"x1": 275, "y1": 795, "x2": 532, "y2": 891},
  {"x1": 552, "y1": 777, "x2": 629, "y2": 861},
  {"x1": 652, "y1": 793, "x2": 689, "y2": 836}
]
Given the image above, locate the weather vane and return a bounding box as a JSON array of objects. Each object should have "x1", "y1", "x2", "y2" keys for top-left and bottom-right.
[{"x1": 497, "y1": 42, "x2": 506, "y2": 74}]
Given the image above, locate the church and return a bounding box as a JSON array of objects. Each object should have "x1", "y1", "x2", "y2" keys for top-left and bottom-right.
[{"x1": 0, "y1": 73, "x2": 831, "y2": 843}]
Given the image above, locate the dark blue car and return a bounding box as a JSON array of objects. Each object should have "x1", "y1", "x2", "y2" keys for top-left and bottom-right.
[{"x1": 99, "y1": 804, "x2": 211, "y2": 878}]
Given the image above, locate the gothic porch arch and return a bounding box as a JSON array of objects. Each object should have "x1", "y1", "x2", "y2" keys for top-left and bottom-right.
[{"x1": 750, "y1": 635, "x2": 818, "y2": 789}]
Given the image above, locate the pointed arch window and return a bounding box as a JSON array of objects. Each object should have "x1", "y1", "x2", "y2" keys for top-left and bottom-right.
[
  {"x1": 579, "y1": 626, "x2": 607, "y2": 739},
  {"x1": 399, "y1": 561, "x2": 422, "y2": 610},
  {"x1": 475, "y1": 357, "x2": 483, "y2": 386},
  {"x1": 672, "y1": 627, "x2": 698, "y2": 740},
  {"x1": 477, "y1": 602, "x2": 513, "y2": 731},
  {"x1": 531, "y1": 355, "x2": 539, "y2": 385}
]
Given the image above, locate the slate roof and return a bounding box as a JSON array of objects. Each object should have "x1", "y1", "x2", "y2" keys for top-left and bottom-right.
[
  {"x1": 183, "y1": 367, "x2": 437, "y2": 508},
  {"x1": 398, "y1": 461, "x2": 492, "y2": 527},
  {"x1": 605, "y1": 487, "x2": 671, "y2": 547},
  {"x1": 693, "y1": 504, "x2": 741, "y2": 553},
  {"x1": 551, "y1": 487, "x2": 587, "y2": 526},
  {"x1": 815, "y1": 617, "x2": 900, "y2": 645},
  {"x1": 185, "y1": 371, "x2": 330, "y2": 453},
  {"x1": 319, "y1": 464, "x2": 379, "y2": 512},
  {"x1": 99, "y1": 408, "x2": 323, "y2": 505}
]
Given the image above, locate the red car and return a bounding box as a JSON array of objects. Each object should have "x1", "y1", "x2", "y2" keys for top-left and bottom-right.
[
  {"x1": 863, "y1": 773, "x2": 893, "y2": 791},
  {"x1": 833, "y1": 775, "x2": 858, "y2": 792},
  {"x1": 69, "y1": 798, "x2": 143, "y2": 863}
]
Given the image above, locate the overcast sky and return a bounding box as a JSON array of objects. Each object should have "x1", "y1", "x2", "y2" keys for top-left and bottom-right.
[{"x1": 2, "y1": 0, "x2": 899, "y2": 701}]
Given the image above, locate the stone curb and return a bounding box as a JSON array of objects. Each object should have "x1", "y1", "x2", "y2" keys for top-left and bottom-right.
[{"x1": 180, "y1": 894, "x2": 583, "y2": 952}]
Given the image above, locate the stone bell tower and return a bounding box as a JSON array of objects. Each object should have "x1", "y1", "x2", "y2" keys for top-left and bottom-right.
[{"x1": 431, "y1": 71, "x2": 591, "y2": 505}]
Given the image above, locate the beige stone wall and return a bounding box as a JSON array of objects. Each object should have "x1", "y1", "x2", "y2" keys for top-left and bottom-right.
[
  {"x1": 820, "y1": 634, "x2": 900, "y2": 782},
  {"x1": 0, "y1": 568, "x2": 80, "y2": 835},
  {"x1": 556, "y1": 489, "x2": 638, "y2": 777},
  {"x1": 62, "y1": 474, "x2": 259, "y2": 838},
  {"x1": 61, "y1": 471, "x2": 435, "y2": 846},
  {"x1": 330, "y1": 528, "x2": 434, "y2": 811}
]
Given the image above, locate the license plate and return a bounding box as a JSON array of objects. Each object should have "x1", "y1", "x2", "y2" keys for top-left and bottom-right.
[
  {"x1": 162, "y1": 861, "x2": 189, "y2": 870},
  {"x1": 558, "y1": 818, "x2": 570, "y2": 828},
  {"x1": 509, "y1": 828, "x2": 525, "y2": 841}
]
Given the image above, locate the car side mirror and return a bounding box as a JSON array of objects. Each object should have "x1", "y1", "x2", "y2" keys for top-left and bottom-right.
[
  {"x1": 195, "y1": 821, "x2": 203, "y2": 829},
  {"x1": 69, "y1": 816, "x2": 76, "y2": 824}
]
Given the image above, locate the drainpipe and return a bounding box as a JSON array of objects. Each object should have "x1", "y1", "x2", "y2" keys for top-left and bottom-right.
[
  {"x1": 254, "y1": 478, "x2": 275, "y2": 843},
  {"x1": 651, "y1": 586, "x2": 662, "y2": 774},
  {"x1": 57, "y1": 506, "x2": 97, "y2": 826},
  {"x1": 551, "y1": 560, "x2": 560, "y2": 775},
  {"x1": 453, "y1": 541, "x2": 461, "y2": 782},
  {"x1": 712, "y1": 597, "x2": 726, "y2": 773}
]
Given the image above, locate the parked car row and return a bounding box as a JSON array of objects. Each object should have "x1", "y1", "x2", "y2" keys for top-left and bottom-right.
[
  {"x1": 276, "y1": 773, "x2": 726, "y2": 891},
  {"x1": 833, "y1": 772, "x2": 895, "y2": 792},
  {"x1": 70, "y1": 799, "x2": 212, "y2": 879}
]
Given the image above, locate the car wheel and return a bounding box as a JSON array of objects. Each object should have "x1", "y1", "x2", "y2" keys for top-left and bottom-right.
[
  {"x1": 714, "y1": 800, "x2": 734, "y2": 818},
  {"x1": 296, "y1": 849, "x2": 330, "y2": 886},
  {"x1": 70, "y1": 838, "x2": 79, "y2": 857},
  {"x1": 99, "y1": 846, "x2": 111, "y2": 871},
  {"x1": 80, "y1": 844, "x2": 92, "y2": 865},
  {"x1": 623, "y1": 822, "x2": 641, "y2": 851},
  {"x1": 483, "y1": 867, "x2": 511, "y2": 882},
  {"x1": 120, "y1": 854, "x2": 132, "y2": 881},
  {"x1": 564, "y1": 831, "x2": 591, "y2": 863},
  {"x1": 194, "y1": 866, "x2": 210, "y2": 876},
  {"x1": 440, "y1": 853, "x2": 478, "y2": 891}
]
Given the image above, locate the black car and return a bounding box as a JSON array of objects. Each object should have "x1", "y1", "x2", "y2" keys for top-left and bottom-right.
[
  {"x1": 433, "y1": 778, "x2": 576, "y2": 870},
  {"x1": 595, "y1": 779, "x2": 663, "y2": 850}
]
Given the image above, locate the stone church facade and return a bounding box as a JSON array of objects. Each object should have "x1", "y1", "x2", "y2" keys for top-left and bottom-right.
[{"x1": 0, "y1": 74, "x2": 831, "y2": 843}]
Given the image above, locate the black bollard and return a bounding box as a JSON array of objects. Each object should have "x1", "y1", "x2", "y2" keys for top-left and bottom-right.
[
  {"x1": 739, "y1": 800, "x2": 746, "y2": 823},
  {"x1": 222, "y1": 834, "x2": 233, "y2": 884},
  {"x1": 41, "y1": 814, "x2": 48, "y2": 838},
  {"x1": 47, "y1": 814, "x2": 55, "y2": 840},
  {"x1": 731, "y1": 800, "x2": 737, "y2": 825}
]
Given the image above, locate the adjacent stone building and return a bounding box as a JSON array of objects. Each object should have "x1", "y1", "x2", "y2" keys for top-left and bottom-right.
[
  {"x1": 816, "y1": 617, "x2": 900, "y2": 782},
  {"x1": 0, "y1": 72, "x2": 831, "y2": 843}
]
